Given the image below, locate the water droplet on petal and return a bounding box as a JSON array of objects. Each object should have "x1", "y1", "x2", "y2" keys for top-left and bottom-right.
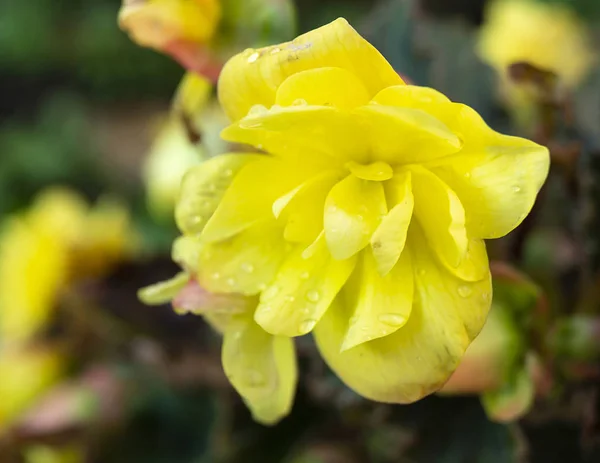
[
  {"x1": 300, "y1": 271, "x2": 310, "y2": 280},
  {"x1": 262, "y1": 285, "x2": 279, "y2": 300},
  {"x1": 292, "y1": 98, "x2": 307, "y2": 106},
  {"x1": 418, "y1": 269, "x2": 426, "y2": 276},
  {"x1": 270, "y1": 47, "x2": 281, "y2": 55},
  {"x1": 248, "y1": 104, "x2": 268, "y2": 117},
  {"x1": 285, "y1": 295, "x2": 296, "y2": 302},
  {"x1": 257, "y1": 283, "x2": 267, "y2": 291},
  {"x1": 464, "y1": 172, "x2": 471, "y2": 179},
  {"x1": 247, "y1": 52, "x2": 260, "y2": 63},
  {"x1": 226, "y1": 277, "x2": 236, "y2": 287},
  {"x1": 512, "y1": 186, "x2": 522, "y2": 193},
  {"x1": 241, "y1": 263, "x2": 254, "y2": 273},
  {"x1": 458, "y1": 285, "x2": 472, "y2": 298},
  {"x1": 261, "y1": 305, "x2": 272, "y2": 313},
  {"x1": 245, "y1": 370, "x2": 266, "y2": 387},
  {"x1": 223, "y1": 169, "x2": 234, "y2": 178},
  {"x1": 378, "y1": 313, "x2": 406, "y2": 327},
  {"x1": 299, "y1": 319, "x2": 317, "y2": 334},
  {"x1": 306, "y1": 290, "x2": 320, "y2": 303},
  {"x1": 212, "y1": 272, "x2": 221, "y2": 280},
  {"x1": 191, "y1": 215, "x2": 203, "y2": 224}
]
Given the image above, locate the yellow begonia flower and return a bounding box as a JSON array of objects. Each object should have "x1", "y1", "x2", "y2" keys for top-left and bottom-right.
[
  {"x1": 0, "y1": 345, "x2": 64, "y2": 429},
  {"x1": 149, "y1": 18, "x2": 549, "y2": 423},
  {"x1": 0, "y1": 188, "x2": 137, "y2": 342},
  {"x1": 478, "y1": 0, "x2": 596, "y2": 87}
]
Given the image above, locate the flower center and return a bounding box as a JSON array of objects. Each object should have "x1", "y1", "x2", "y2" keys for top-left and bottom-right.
[{"x1": 345, "y1": 161, "x2": 393, "y2": 181}]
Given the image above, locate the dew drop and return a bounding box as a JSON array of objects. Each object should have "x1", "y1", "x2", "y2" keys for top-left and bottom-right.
[
  {"x1": 292, "y1": 98, "x2": 307, "y2": 106},
  {"x1": 224, "y1": 169, "x2": 234, "y2": 178},
  {"x1": 458, "y1": 285, "x2": 472, "y2": 298},
  {"x1": 418, "y1": 269, "x2": 426, "y2": 276},
  {"x1": 257, "y1": 283, "x2": 267, "y2": 291},
  {"x1": 512, "y1": 186, "x2": 522, "y2": 193},
  {"x1": 270, "y1": 47, "x2": 281, "y2": 55},
  {"x1": 306, "y1": 290, "x2": 320, "y2": 303},
  {"x1": 245, "y1": 370, "x2": 266, "y2": 387},
  {"x1": 299, "y1": 319, "x2": 317, "y2": 334},
  {"x1": 285, "y1": 295, "x2": 296, "y2": 302},
  {"x1": 464, "y1": 172, "x2": 471, "y2": 179},
  {"x1": 301, "y1": 307, "x2": 310, "y2": 315},
  {"x1": 262, "y1": 285, "x2": 279, "y2": 300},
  {"x1": 378, "y1": 313, "x2": 406, "y2": 327},
  {"x1": 300, "y1": 271, "x2": 310, "y2": 280},
  {"x1": 226, "y1": 277, "x2": 237, "y2": 287},
  {"x1": 241, "y1": 262, "x2": 254, "y2": 273},
  {"x1": 191, "y1": 215, "x2": 203, "y2": 224},
  {"x1": 260, "y1": 305, "x2": 272, "y2": 313},
  {"x1": 212, "y1": 272, "x2": 221, "y2": 280},
  {"x1": 248, "y1": 104, "x2": 268, "y2": 116},
  {"x1": 247, "y1": 52, "x2": 260, "y2": 63}
]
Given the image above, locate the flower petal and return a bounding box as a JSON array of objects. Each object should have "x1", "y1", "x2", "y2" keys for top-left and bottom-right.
[
  {"x1": 222, "y1": 314, "x2": 297, "y2": 425},
  {"x1": 201, "y1": 157, "x2": 311, "y2": 242},
  {"x1": 314, "y1": 229, "x2": 491, "y2": 403},
  {"x1": 218, "y1": 18, "x2": 404, "y2": 120},
  {"x1": 425, "y1": 104, "x2": 550, "y2": 239},
  {"x1": 138, "y1": 271, "x2": 190, "y2": 305},
  {"x1": 342, "y1": 248, "x2": 413, "y2": 351},
  {"x1": 198, "y1": 220, "x2": 287, "y2": 296},
  {"x1": 276, "y1": 67, "x2": 371, "y2": 110},
  {"x1": 409, "y1": 166, "x2": 468, "y2": 268},
  {"x1": 221, "y1": 105, "x2": 368, "y2": 164},
  {"x1": 276, "y1": 171, "x2": 344, "y2": 244},
  {"x1": 255, "y1": 235, "x2": 356, "y2": 336},
  {"x1": 175, "y1": 154, "x2": 260, "y2": 236},
  {"x1": 352, "y1": 105, "x2": 461, "y2": 164},
  {"x1": 370, "y1": 171, "x2": 414, "y2": 275},
  {"x1": 371, "y1": 85, "x2": 451, "y2": 108},
  {"x1": 324, "y1": 175, "x2": 387, "y2": 260}
]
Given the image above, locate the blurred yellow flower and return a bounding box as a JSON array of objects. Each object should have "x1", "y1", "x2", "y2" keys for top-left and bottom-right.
[
  {"x1": 0, "y1": 344, "x2": 64, "y2": 429},
  {"x1": 24, "y1": 445, "x2": 84, "y2": 463},
  {"x1": 144, "y1": 18, "x2": 549, "y2": 423},
  {"x1": 119, "y1": 0, "x2": 221, "y2": 53},
  {"x1": 0, "y1": 188, "x2": 136, "y2": 341},
  {"x1": 144, "y1": 74, "x2": 213, "y2": 220},
  {"x1": 478, "y1": 0, "x2": 596, "y2": 87}
]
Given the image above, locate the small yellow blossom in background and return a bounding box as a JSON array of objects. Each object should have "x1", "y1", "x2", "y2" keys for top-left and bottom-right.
[
  {"x1": 478, "y1": 0, "x2": 596, "y2": 87},
  {"x1": 142, "y1": 18, "x2": 549, "y2": 424},
  {"x1": 0, "y1": 344, "x2": 64, "y2": 429},
  {"x1": 144, "y1": 73, "x2": 229, "y2": 220},
  {"x1": 0, "y1": 188, "x2": 137, "y2": 342}
]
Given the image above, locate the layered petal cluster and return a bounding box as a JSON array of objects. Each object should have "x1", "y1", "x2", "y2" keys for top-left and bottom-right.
[{"x1": 150, "y1": 18, "x2": 549, "y2": 423}]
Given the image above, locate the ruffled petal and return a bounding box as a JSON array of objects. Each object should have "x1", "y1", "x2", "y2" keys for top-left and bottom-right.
[
  {"x1": 275, "y1": 171, "x2": 344, "y2": 244},
  {"x1": 202, "y1": 157, "x2": 313, "y2": 242},
  {"x1": 255, "y1": 235, "x2": 356, "y2": 336},
  {"x1": 313, "y1": 228, "x2": 491, "y2": 403},
  {"x1": 371, "y1": 85, "x2": 451, "y2": 108},
  {"x1": 275, "y1": 67, "x2": 371, "y2": 110},
  {"x1": 198, "y1": 220, "x2": 287, "y2": 295},
  {"x1": 218, "y1": 18, "x2": 404, "y2": 121},
  {"x1": 425, "y1": 104, "x2": 550, "y2": 239},
  {"x1": 371, "y1": 171, "x2": 414, "y2": 275},
  {"x1": 221, "y1": 105, "x2": 368, "y2": 164},
  {"x1": 352, "y1": 104, "x2": 461, "y2": 164},
  {"x1": 176, "y1": 154, "x2": 259, "y2": 236},
  {"x1": 409, "y1": 166, "x2": 468, "y2": 268},
  {"x1": 324, "y1": 175, "x2": 387, "y2": 260},
  {"x1": 341, "y1": 248, "x2": 413, "y2": 350},
  {"x1": 222, "y1": 314, "x2": 297, "y2": 425}
]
